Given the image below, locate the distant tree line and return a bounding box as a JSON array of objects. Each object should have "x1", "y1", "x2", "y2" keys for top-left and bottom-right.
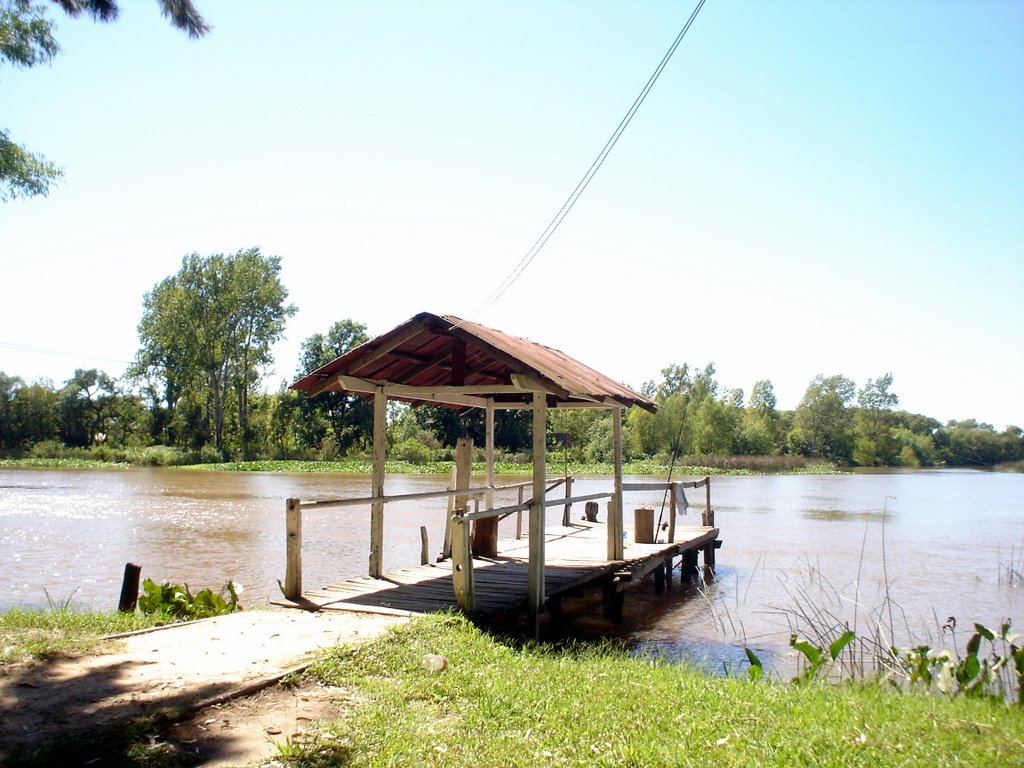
[{"x1": 1, "y1": 249, "x2": 1022, "y2": 469}]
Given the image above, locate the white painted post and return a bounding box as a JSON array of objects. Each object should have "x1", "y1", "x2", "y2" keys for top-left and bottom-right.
[
  {"x1": 528, "y1": 392, "x2": 547, "y2": 639},
  {"x1": 485, "y1": 398, "x2": 495, "y2": 513},
  {"x1": 285, "y1": 498, "x2": 302, "y2": 598},
  {"x1": 610, "y1": 407, "x2": 624, "y2": 561},
  {"x1": 451, "y1": 509, "x2": 474, "y2": 613},
  {"x1": 369, "y1": 386, "x2": 387, "y2": 578}
]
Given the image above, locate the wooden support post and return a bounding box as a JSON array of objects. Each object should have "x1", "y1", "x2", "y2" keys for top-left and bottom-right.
[
  {"x1": 369, "y1": 387, "x2": 387, "y2": 578},
  {"x1": 609, "y1": 408, "x2": 624, "y2": 561},
  {"x1": 547, "y1": 595, "x2": 563, "y2": 628},
  {"x1": 285, "y1": 498, "x2": 302, "y2": 599},
  {"x1": 420, "y1": 526, "x2": 429, "y2": 565},
  {"x1": 516, "y1": 486, "x2": 524, "y2": 539},
  {"x1": 665, "y1": 554, "x2": 674, "y2": 590},
  {"x1": 560, "y1": 476, "x2": 573, "y2": 526},
  {"x1": 528, "y1": 392, "x2": 547, "y2": 640},
  {"x1": 117, "y1": 562, "x2": 141, "y2": 612},
  {"x1": 704, "y1": 477, "x2": 711, "y2": 521},
  {"x1": 682, "y1": 548, "x2": 699, "y2": 581},
  {"x1": 485, "y1": 398, "x2": 495, "y2": 513},
  {"x1": 441, "y1": 466, "x2": 455, "y2": 561},
  {"x1": 603, "y1": 577, "x2": 624, "y2": 623},
  {"x1": 462, "y1": 437, "x2": 494, "y2": 558},
  {"x1": 668, "y1": 482, "x2": 677, "y2": 543},
  {"x1": 450, "y1": 509, "x2": 474, "y2": 613},
  {"x1": 654, "y1": 561, "x2": 665, "y2": 595},
  {"x1": 703, "y1": 507, "x2": 717, "y2": 571}
]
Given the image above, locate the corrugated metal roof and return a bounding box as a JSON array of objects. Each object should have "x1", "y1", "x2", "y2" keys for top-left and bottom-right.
[{"x1": 291, "y1": 312, "x2": 656, "y2": 412}]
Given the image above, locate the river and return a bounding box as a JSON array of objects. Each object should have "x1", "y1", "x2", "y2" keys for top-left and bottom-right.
[{"x1": 1, "y1": 466, "x2": 1020, "y2": 669}]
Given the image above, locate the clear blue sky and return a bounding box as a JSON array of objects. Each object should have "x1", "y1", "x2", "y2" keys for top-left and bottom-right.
[{"x1": 2, "y1": 1, "x2": 1022, "y2": 428}]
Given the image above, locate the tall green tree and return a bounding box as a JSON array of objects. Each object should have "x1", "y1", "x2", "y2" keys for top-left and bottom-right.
[
  {"x1": 295, "y1": 319, "x2": 372, "y2": 455},
  {"x1": 791, "y1": 374, "x2": 856, "y2": 463},
  {"x1": 854, "y1": 373, "x2": 899, "y2": 466},
  {"x1": 0, "y1": 371, "x2": 23, "y2": 449},
  {"x1": 0, "y1": 0, "x2": 206, "y2": 201},
  {"x1": 59, "y1": 368, "x2": 116, "y2": 447},
  {"x1": 5, "y1": 378, "x2": 59, "y2": 447},
  {"x1": 135, "y1": 248, "x2": 295, "y2": 457}
]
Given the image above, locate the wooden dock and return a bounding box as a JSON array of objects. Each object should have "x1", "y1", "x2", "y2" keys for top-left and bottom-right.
[{"x1": 275, "y1": 520, "x2": 719, "y2": 624}]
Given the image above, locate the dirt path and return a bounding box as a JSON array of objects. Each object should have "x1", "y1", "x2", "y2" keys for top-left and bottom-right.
[{"x1": 0, "y1": 608, "x2": 407, "y2": 765}]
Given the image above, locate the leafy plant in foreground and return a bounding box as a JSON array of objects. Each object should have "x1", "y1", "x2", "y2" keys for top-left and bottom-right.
[
  {"x1": 892, "y1": 620, "x2": 1024, "y2": 704},
  {"x1": 789, "y1": 630, "x2": 856, "y2": 684},
  {"x1": 137, "y1": 578, "x2": 242, "y2": 621},
  {"x1": 743, "y1": 620, "x2": 1024, "y2": 704}
]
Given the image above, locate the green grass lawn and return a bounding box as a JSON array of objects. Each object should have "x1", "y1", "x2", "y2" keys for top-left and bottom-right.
[
  {"x1": 0, "y1": 606, "x2": 164, "y2": 662},
  {"x1": 296, "y1": 614, "x2": 1024, "y2": 768}
]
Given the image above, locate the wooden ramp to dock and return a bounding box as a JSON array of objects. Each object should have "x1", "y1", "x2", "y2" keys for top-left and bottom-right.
[{"x1": 274, "y1": 521, "x2": 719, "y2": 620}]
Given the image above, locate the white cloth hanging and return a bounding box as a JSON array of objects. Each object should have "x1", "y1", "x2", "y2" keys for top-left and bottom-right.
[{"x1": 674, "y1": 483, "x2": 689, "y2": 515}]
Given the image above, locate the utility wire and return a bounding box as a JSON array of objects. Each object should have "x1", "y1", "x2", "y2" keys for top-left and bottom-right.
[
  {"x1": 0, "y1": 340, "x2": 134, "y2": 366},
  {"x1": 477, "y1": 0, "x2": 707, "y2": 314}
]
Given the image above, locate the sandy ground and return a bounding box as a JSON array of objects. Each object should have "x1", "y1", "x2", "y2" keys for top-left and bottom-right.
[{"x1": 0, "y1": 608, "x2": 407, "y2": 765}]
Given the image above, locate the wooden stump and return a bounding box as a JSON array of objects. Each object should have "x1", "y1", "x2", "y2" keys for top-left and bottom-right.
[
  {"x1": 118, "y1": 562, "x2": 141, "y2": 612},
  {"x1": 583, "y1": 501, "x2": 599, "y2": 522},
  {"x1": 633, "y1": 506, "x2": 655, "y2": 543}
]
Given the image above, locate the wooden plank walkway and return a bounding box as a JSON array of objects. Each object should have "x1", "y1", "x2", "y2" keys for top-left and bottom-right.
[{"x1": 274, "y1": 521, "x2": 719, "y2": 619}]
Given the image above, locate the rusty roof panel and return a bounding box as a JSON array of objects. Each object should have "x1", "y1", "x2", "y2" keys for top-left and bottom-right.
[{"x1": 291, "y1": 312, "x2": 656, "y2": 412}]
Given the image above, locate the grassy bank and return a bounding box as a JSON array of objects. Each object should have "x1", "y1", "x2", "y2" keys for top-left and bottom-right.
[
  {"x1": 0, "y1": 455, "x2": 835, "y2": 476},
  {"x1": 2, "y1": 612, "x2": 1021, "y2": 767},
  {"x1": 286, "y1": 614, "x2": 1023, "y2": 767},
  {"x1": 0, "y1": 606, "x2": 163, "y2": 662}
]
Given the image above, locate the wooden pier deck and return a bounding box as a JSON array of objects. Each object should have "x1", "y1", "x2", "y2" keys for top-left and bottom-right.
[{"x1": 275, "y1": 520, "x2": 719, "y2": 621}]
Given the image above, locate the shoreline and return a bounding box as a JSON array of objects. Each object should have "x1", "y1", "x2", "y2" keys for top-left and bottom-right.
[{"x1": 0, "y1": 456, "x2": 838, "y2": 475}]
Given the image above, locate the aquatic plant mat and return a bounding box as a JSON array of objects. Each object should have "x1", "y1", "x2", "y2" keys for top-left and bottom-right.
[{"x1": 287, "y1": 614, "x2": 1024, "y2": 768}]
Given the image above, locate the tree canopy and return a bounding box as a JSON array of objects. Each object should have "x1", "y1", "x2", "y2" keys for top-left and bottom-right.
[
  {"x1": 0, "y1": 0, "x2": 207, "y2": 202},
  {"x1": 134, "y1": 248, "x2": 295, "y2": 458}
]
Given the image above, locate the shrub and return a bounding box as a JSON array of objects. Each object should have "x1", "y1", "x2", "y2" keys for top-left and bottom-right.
[
  {"x1": 391, "y1": 438, "x2": 434, "y2": 464},
  {"x1": 137, "y1": 579, "x2": 242, "y2": 621}
]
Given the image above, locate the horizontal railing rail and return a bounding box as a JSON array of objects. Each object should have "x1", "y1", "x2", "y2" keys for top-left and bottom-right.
[
  {"x1": 296, "y1": 480, "x2": 535, "y2": 511},
  {"x1": 283, "y1": 474, "x2": 715, "y2": 602}
]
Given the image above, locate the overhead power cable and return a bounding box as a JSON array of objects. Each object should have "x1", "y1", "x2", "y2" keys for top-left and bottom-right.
[
  {"x1": 477, "y1": 0, "x2": 707, "y2": 314},
  {"x1": 0, "y1": 340, "x2": 134, "y2": 366}
]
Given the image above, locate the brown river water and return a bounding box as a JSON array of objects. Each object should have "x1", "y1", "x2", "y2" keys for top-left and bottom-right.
[{"x1": 1, "y1": 467, "x2": 1021, "y2": 670}]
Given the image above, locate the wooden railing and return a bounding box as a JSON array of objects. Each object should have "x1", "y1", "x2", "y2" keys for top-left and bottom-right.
[{"x1": 284, "y1": 475, "x2": 714, "y2": 604}]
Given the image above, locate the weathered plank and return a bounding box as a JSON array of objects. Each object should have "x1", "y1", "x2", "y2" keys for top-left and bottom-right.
[{"x1": 290, "y1": 520, "x2": 719, "y2": 620}]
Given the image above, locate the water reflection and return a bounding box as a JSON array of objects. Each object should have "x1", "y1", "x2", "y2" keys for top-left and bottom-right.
[{"x1": 802, "y1": 508, "x2": 892, "y2": 522}]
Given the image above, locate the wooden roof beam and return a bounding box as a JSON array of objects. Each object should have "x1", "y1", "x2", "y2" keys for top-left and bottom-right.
[
  {"x1": 356, "y1": 320, "x2": 428, "y2": 369},
  {"x1": 510, "y1": 373, "x2": 572, "y2": 400}
]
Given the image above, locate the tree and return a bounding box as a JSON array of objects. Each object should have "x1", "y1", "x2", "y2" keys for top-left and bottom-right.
[
  {"x1": 1, "y1": 1, "x2": 63, "y2": 200},
  {"x1": 51, "y1": 0, "x2": 208, "y2": 37},
  {"x1": 750, "y1": 380, "x2": 777, "y2": 419},
  {"x1": 854, "y1": 373, "x2": 899, "y2": 466},
  {"x1": 0, "y1": 371, "x2": 23, "y2": 449},
  {"x1": 739, "y1": 379, "x2": 780, "y2": 455},
  {"x1": 791, "y1": 374, "x2": 856, "y2": 463},
  {"x1": 135, "y1": 248, "x2": 295, "y2": 457},
  {"x1": 1, "y1": 0, "x2": 207, "y2": 201},
  {"x1": 59, "y1": 368, "x2": 116, "y2": 447},
  {"x1": 295, "y1": 319, "x2": 372, "y2": 456},
  {"x1": 6, "y1": 378, "x2": 60, "y2": 447}
]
